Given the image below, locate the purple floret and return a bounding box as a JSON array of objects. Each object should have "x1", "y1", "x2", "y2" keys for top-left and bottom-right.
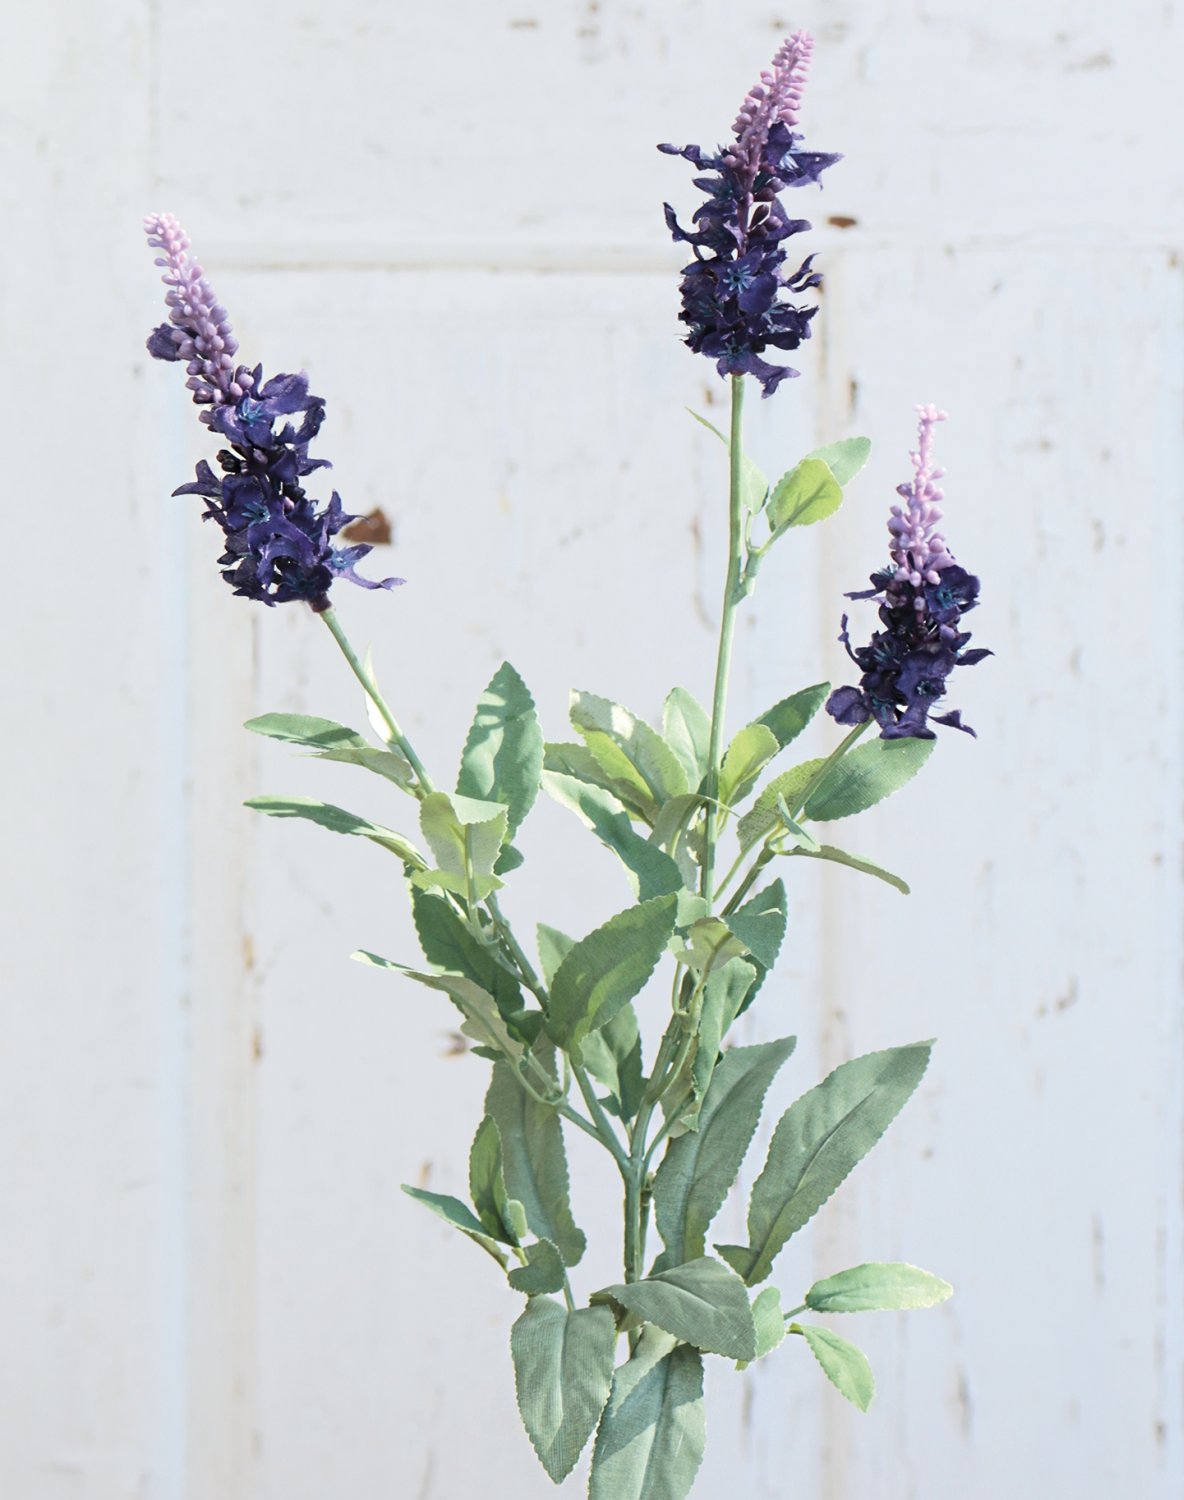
[
  {"x1": 659, "y1": 33, "x2": 841, "y2": 396},
  {"x1": 825, "y1": 409, "x2": 990, "y2": 739},
  {"x1": 143, "y1": 215, "x2": 402, "y2": 609}
]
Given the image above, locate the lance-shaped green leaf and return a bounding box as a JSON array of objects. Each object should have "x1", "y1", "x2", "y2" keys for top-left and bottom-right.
[
  {"x1": 727, "y1": 880, "x2": 787, "y2": 970},
  {"x1": 245, "y1": 712, "x2": 416, "y2": 787},
  {"x1": 486, "y1": 1050, "x2": 586, "y2": 1266},
  {"x1": 730, "y1": 881, "x2": 788, "y2": 1019},
  {"x1": 456, "y1": 661, "x2": 543, "y2": 837},
  {"x1": 246, "y1": 795, "x2": 427, "y2": 867},
  {"x1": 353, "y1": 954, "x2": 530, "y2": 1064},
  {"x1": 805, "y1": 435, "x2": 872, "y2": 485},
  {"x1": 805, "y1": 1262, "x2": 953, "y2": 1313},
  {"x1": 803, "y1": 737, "x2": 935, "y2": 821},
  {"x1": 755, "y1": 683, "x2": 829, "y2": 751},
  {"x1": 547, "y1": 895, "x2": 678, "y2": 1050},
  {"x1": 735, "y1": 761, "x2": 826, "y2": 850},
  {"x1": 692, "y1": 958, "x2": 758, "y2": 1098},
  {"x1": 545, "y1": 740, "x2": 655, "y2": 822},
  {"x1": 649, "y1": 794, "x2": 703, "y2": 888},
  {"x1": 536, "y1": 923, "x2": 575, "y2": 987},
  {"x1": 419, "y1": 792, "x2": 509, "y2": 898},
  {"x1": 768, "y1": 457, "x2": 843, "y2": 531},
  {"x1": 717, "y1": 1043, "x2": 932, "y2": 1285},
  {"x1": 400, "y1": 1185, "x2": 508, "y2": 1268},
  {"x1": 246, "y1": 711, "x2": 370, "y2": 752},
  {"x1": 542, "y1": 772, "x2": 684, "y2": 902},
  {"x1": 791, "y1": 1323, "x2": 875, "y2": 1412},
  {"x1": 410, "y1": 886, "x2": 523, "y2": 1015},
  {"x1": 663, "y1": 688, "x2": 711, "y2": 789},
  {"x1": 719, "y1": 723, "x2": 780, "y2": 807},
  {"x1": 508, "y1": 1238, "x2": 567, "y2": 1296},
  {"x1": 752, "y1": 1286, "x2": 787, "y2": 1360},
  {"x1": 773, "y1": 798, "x2": 820, "y2": 851},
  {"x1": 512, "y1": 1298, "x2": 618, "y2": 1484},
  {"x1": 654, "y1": 1037, "x2": 796, "y2": 1263},
  {"x1": 469, "y1": 1116, "x2": 526, "y2": 1245},
  {"x1": 594, "y1": 1258, "x2": 756, "y2": 1361},
  {"x1": 589, "y1": 1328, "x2": 705, "y2": 1500},
  {"x1": 571, "y1": 692, "x2": 689, "y2": 818},
  {"x1": 688, "y1": 407, "x2": 768, "y2": 514},
  {"x1": 786, "y1": 843, "x2": 911, "y2": 895},
  {"x1": 581, "y1": 1004, "x2": 645, "y2": 1120}
]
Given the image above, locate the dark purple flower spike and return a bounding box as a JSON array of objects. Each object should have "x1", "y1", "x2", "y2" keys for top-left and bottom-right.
[
  {"x1": 660, "y1": 32, "x2": 841, "y2": 397},
  {"x1": 144, "y1": 213, "x2": 402, "y2": 609},
  {"x1": 826, "y1": 407, "x2": 990, "y2": 739}
]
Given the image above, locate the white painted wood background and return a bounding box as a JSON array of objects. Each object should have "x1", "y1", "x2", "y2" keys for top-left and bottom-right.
[{"x1": 3, "y1": 1, "x2": 1182, "y2": 1496}]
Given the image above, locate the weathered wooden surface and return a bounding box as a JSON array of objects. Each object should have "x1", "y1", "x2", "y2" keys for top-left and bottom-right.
[{"x1": 2, "y1": 1, "x2": 1181, "y2": 1496}]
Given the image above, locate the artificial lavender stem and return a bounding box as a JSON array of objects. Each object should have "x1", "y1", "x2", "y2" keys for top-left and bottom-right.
[
  {"x1": 701, "y1": 374, "x2": 747, "y2": 910},
  {"x1": 318, "y1": 607, "x2": 435, "y2": 794}
]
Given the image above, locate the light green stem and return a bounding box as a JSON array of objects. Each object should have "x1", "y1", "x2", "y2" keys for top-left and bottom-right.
[
  {"x1": 701, "y1": 374, "x2": 747, "y2": 912},
  {"x1": 318, "y1": 605, "x2": 435, "y2": 794},
  {"x1": 788, "y1": 719, "x2": 871, "y2": 818}
]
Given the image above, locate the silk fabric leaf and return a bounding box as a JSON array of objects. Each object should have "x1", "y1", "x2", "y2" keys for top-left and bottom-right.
[
  {"x1": 653, "y1": 1037, "x2": 796, "y2": 1263},
  {"x1": 511, "y1": 1298, "x2": 617, "y2": 1483},
  {"x1": 588, "y1": 1328, "x2": 706, "y2": 1500},
  {"x1": 457, "y1": 661, "x2": 543, "y2": 837}
]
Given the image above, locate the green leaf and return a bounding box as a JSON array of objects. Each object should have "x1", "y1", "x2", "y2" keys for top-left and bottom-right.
[
  {"x1": 511, "y1": 1298, "x2": 617, "y2": 1484},
  {"x1": 536, "y1": 923, "x2": 576, "y2": 988},
  {"x1": 804, "y1": 737, "x2": 935, "y2": 821},
  {"x1": 717, "y1": 1042, "x2": 933, "y2": 1285},
  {"x1": 457, "y1": 661, "x2": 543, "y2": 838},
  {"x1": 354, "y1": 955, "x2": 529, "y2": 1064},
  {"x1": 594, "y1": 1258, "x2": 756, "y2": 1361},
  {"x1": 662, "y1": 688, "x2": 711, "y2": 789},
  {"x1": 735, "y1": 761, "x2": 827, "y2": 850},
  {"x1": 469, "y1": 1116, "x2": 525, "y2": 1245},
  {"x1": 788, "y1": 843, "x2": 911, "y2": 895},
  {"x1": 419, "y1": 791, "x2": 509, "y2": 888},
  {"x1": 767, "y1": 457, "x2": 843, "y2": 531},
  {"x1": 400, "y1": 1185, "x2": 508, "y2": 1267},
  {"x1": 805, "y1": 435, "x2": 872, "y2": 486},
  {"x1": 571, "y1": 692, "x2": 689, "y2": 815},
  {"x1": 805, "y1": 1261, "x2": 953, "y2": 1313},
  {"x1": 726, "y1": 880, "x2": 787, "y2": 970},
  {"x1": 245, "y1": 795, "x2": 427, "y2": 866},
  {"x1": 312, "y1": 743, "x2": 416, "y2": 786},
  {"x1": 581, "y1": 1004, "x2": 645, "y2": 1121},
  {"x1": 654, "y1": 1037, "x2": 796, "y2": 1263},
  {"x1": 542, "y1": 772, "x2": 684, "y2": 902},
  {"x1": 719, "y1": 723, "x2": 780, "y2": 807},
  {"x1": 486, "y1": 1050, "x2": 586, "y2": 1266},
  {"x1": 688, "y1": 408, "x2": 767, "y2": 514},
  {"x1": 792, "y1": 1323, "x2": 875, "y2": 1412},
  {"x1": 410, "y1": 886, "x2": 523, "y2": 1015},
  {"x1": 649, "y1": 794, "x2": 703, "y2": 888},
  {"x1": 752, "y1": 1286, "x2": 787, "y2": 1359},
  {"x1": 692, "y1": 958, "x2": 758, "y2": 1099},
  {"x1": 244, "y1": 712, "x2": 415, "y2": 787},
  {"x1": 508, "y1": 1238, "x2": 568, "y2": 1295},
  {"x1": 755, "y1": 683, "x2": 829, "y2": 750},
  {"x1": 773, "y1": 798, "x2": 820, "y2": 851},
  {"x1": 547, "y1": 895, "x2": 679, "y2": 1050},
  {"x1": 544, "y1": 741, "x2": 652, "y2": 823},
  {"x1": 589, "y1": 1328, "x2": 705, "y2": 1500},
  {"x1": 244, "y1": 712, "x2": 370, "y2": 751}
]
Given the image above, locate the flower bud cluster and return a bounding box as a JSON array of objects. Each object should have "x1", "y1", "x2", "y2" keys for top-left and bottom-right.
[
  {"x1": 826, "y1": 410, "x2": 989, "y2": 738},
  {"x1": 659, "y1": 33, "x2": 840, "y2": 396},
  {"x1": 144, "y1": 216, "x2": 401, "y2": 608}
]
